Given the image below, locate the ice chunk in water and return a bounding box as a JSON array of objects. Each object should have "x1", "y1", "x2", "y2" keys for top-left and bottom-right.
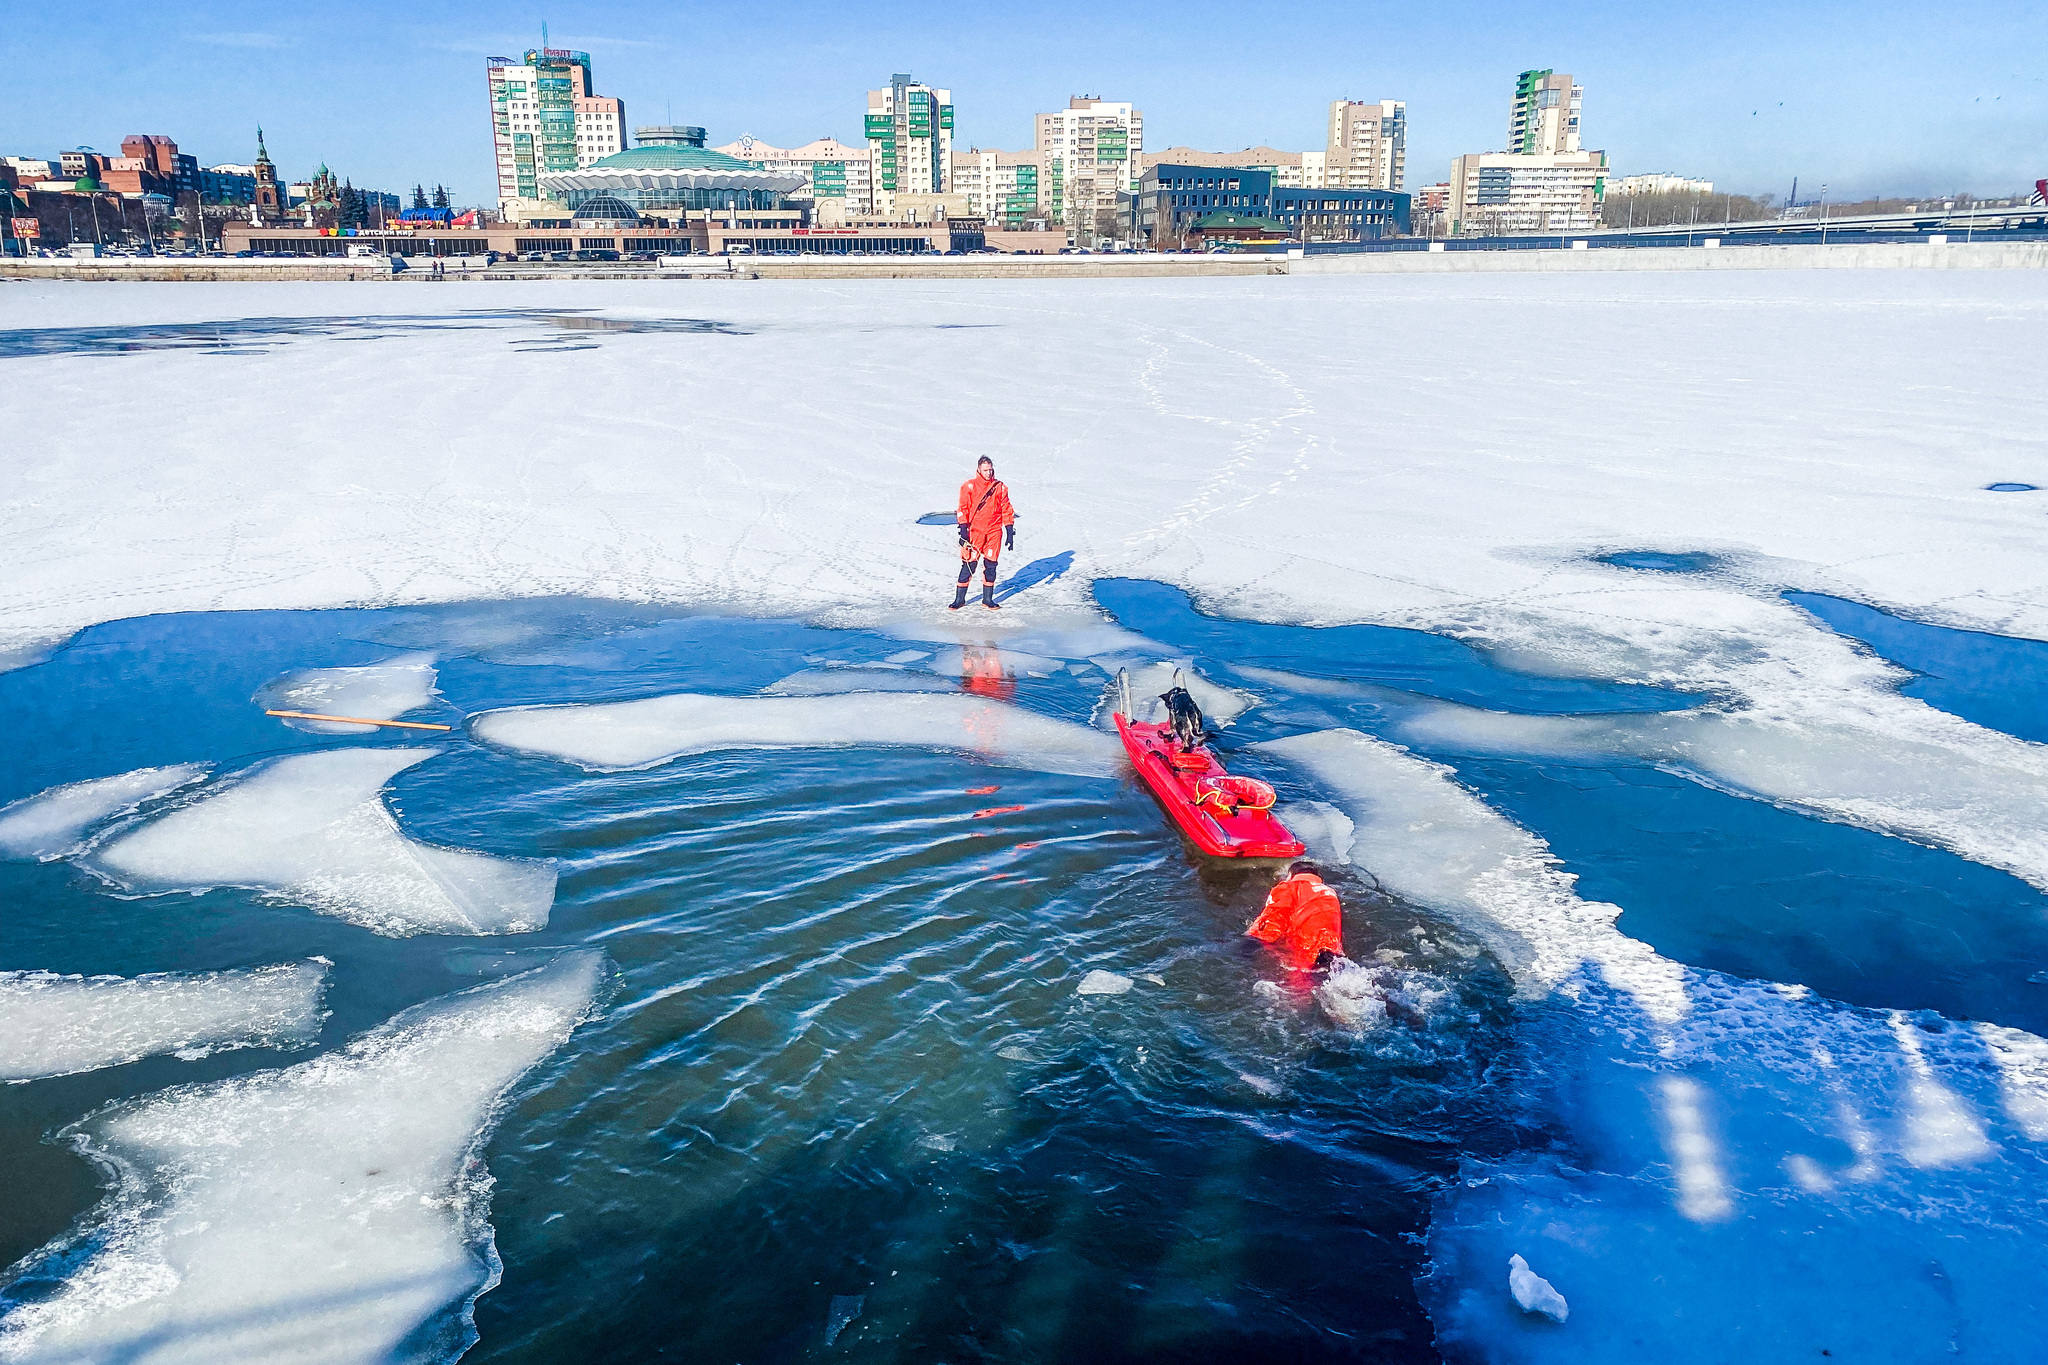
[
  {"x1": 0, "y1": 764, "x2": 211, "y2": 861},
  {"x1": 0, "y1": 962, "x2": 329, "y2": 1081},
  {"x1": 823, "y1": 1294, "x2": 864, "y2": 1346},
  {"x1": 1077, "y1": 970, "x2": 1134, "y2": 996},
  {"x1": 81, "y1": 749, "x2": 555, "y2": 937},
  {"x1": 1507, "y1": 1254, "x2": 1568, "y2": 1323},
  {"x1": 473, "y1": 691, "x2": 1121, "y2": 779},
  {"x1": 1278, "y1": 800, "x2": 1354, "y2": 866},
  {"x1": 0, "y1": 951, "x2": 603, "y2": 1365},
  {"x1": 256, "y1": 652, "x2": 439, "y2": 734},
  {"x1": 1113, "y1": 661, "x2": 1254, "y2": 727}
]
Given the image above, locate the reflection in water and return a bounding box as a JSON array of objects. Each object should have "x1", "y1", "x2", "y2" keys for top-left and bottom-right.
[{"x1": 958, "y1": 642, "x2": 1017, "y2": 703}]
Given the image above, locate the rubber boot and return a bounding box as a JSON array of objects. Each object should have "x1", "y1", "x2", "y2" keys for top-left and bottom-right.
[
  {"x1": 982, "y1": 582, "x2": 1000, "y2": 610},
  {"x1": 949, "y1": 583, "x2": 969, "y2": 610}
]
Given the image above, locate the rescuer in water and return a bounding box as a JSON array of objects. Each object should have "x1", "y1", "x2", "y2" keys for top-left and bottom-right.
[
  {"x1": 1246, "y1": 860, "x2": 1345, "y2": 970},
  {"x1": 952, "y1": 455, "x2": 1016, "y2": 611}
]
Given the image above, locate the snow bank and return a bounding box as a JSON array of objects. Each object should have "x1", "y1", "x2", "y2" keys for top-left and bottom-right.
[
  {"x1": 1261, "y1": 729, "x2": 2048, "y2": 1359},
  {"x1": 256, "y1": 652, "x2": 438, "y2": 734},
  {"x1": 0, "y1": 951, "x2": 603, "y2": 1365},
  {"x1": 81, "y1": 749, "x2": 555, "y2": 937},
  {"x1": 0, "y1": 765, "x2": 210, "y2": 862},
  {"x1": 0, "y1": 962, "x2": 329, "y2": 1081},
  {"x1": 472, "y1": 691, "x2": 1121, "y2": 779}
]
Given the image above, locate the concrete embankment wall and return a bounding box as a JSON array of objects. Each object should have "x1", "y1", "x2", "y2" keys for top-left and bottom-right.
[
  {"x1": 1292, "y1": 241, "x2": 2048, "y2": 274},
  {"x1": 2, "y1": 258, "x2": 398, "y2": 283},
  {"x1": 744, "y1": 256, "x2": 1285, "y2": 280}
]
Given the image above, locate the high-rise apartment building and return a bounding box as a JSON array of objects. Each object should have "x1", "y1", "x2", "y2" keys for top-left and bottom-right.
[
  {"x1": 1446, "y1": 150, "x2": 1608, "y2": 233},
  {"x1": 1034, "y1": 97, "x2": 1143, "y2": 242},
  {"x1": 865, "y1": 74, "x2": 953, "y2": 214},
  {"x1": 1508, "y1": 70, "x2": 1581, "y2": 155},
  {"x1": 950, "y1": 149, "x2": 1045, "y2": 226},
  {"x1": 488, "y1": 48, "x2": 625, "y2": 209},
  {"x1": 717, "y1": 136, "x2": 877, "y2": 213},
  {"x1": 1325, "y1": 100, "x2": 1405, "y2": 191}
]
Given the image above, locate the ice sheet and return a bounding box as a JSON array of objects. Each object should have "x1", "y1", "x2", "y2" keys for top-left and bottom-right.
[
  {"x1": 472, "y1": 691, "x2": 1121, "y2": 779},
  {"x1": 1392, "y1": 695, "x2": 2048, "y2": 891},
  {"x1": 256, "y1": 652, "x2": 438, "y2": 734},
  {"x1": 762, "y1": 668, "x2": 956, "y2": 695},
  {"x1": 0, "y1": 962, "x2": 329, "y2": 1081},
  {"x1": 0, "y1": 950, "x2": 603, "y2": 1365},
  {"x1": 80, "y1": 749, "x2": 555, "y2": 937},
  {"x1": 1261, "y1": 728, "x2": 2048, "y2": 1359},
  {"x1": 0, "y1": 765, "x2": 211, "y2": 862}
]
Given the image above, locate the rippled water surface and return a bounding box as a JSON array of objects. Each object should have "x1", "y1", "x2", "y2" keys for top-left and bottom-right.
[{"x1": 3, "y1": 583, "x2": 2042, "y2": 1361}]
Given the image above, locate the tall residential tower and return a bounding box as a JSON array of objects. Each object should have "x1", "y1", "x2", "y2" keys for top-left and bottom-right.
[
  {"x1": 1508, "y1": 70, "x2": 1581, "y2": 155},
  {"x1": 865, "y1": 74, "x2": 953, "y2": 214},
  {"x1": 1035, "y1": 96, "x2": 1143, "y2": 242},
  {"x1": 1325, "y1": 99, "x2": 1406, "y2": 191},
  {"x1": 488, "y1": 48, "x2": 625, "y2": 210}
]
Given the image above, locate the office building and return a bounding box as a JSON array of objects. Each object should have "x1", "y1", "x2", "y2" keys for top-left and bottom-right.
[
  {"x1": 1610, "y1": 173, "x2": 1713, "y2": 197},
  {"x1": 1144, "y1": 147, "x2": 1325, "y2": 189},
  {"x1": 1325, "y1": 100, "x2": 1405, "y2": 190},
  {"x1": 716, "y1": 135, "x2": 876, "y2": 213},
  {"x1": 865, "y1": 74, "x2": 953, "y2": 214},
  {"x1": 1035, "y1": 97, "x2": 1142, "y2": 242},
  {"x1": 1446, "y1": 150, "x2": 1609, "y2": 233},
  {"x1": 487, "y1": 48, "x2": 626, "y2": 210},
  {"x1": 1508, "y1": 70, "x2": 1581, "y2": 155},
  {"x1": 1128, "y1": 162, "x2": 1408, "y2": 246},
  {"x1": 950, "y1": 148, "x2": 1045, "y2": 225}
]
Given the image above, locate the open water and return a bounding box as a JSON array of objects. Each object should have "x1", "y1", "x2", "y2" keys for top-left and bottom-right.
[{"x1": 2, "y1": 575, "x2": 2043, "y2": 1362}]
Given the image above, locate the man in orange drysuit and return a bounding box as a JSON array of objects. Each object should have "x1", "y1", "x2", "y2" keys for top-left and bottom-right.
[
  {"x1": 1246, "y1": 861, "x2": 1345, "y2": 970},
  {"x1": 951, "y1": 455, "x2": 1016, "y2": 611}
]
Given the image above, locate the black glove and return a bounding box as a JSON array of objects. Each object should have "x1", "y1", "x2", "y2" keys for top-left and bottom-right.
[
  {"x1": 958, "y1": 524, "x2": 969, "y2": 546},
  {"x1": 1005, "y1": 525, "x2": 1015, "y2": 551}
]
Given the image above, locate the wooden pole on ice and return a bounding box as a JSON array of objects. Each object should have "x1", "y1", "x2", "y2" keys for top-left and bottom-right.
[{"x1": 265, "y1": 710, "x2": 454, "y2": 731}]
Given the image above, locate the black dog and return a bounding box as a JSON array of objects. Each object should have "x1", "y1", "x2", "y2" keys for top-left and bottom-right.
[{"x1": 1159, "y1": 686, "x2": 1208, "y2": 750}]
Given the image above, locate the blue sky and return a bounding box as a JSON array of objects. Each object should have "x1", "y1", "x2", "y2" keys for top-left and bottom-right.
[{"x1": 3, "y1": 1, "x2": 2041, "y2": 205}]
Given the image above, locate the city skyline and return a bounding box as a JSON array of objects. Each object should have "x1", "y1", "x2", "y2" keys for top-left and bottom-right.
[{"x1": 2, "y1": 0, "x2": 2042, "y2": 205}]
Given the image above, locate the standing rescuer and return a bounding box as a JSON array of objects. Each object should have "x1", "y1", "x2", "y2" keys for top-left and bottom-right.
[
  {"x1": 952, "y1": 456, "x2": 1016, "y2": 611},
  {"x1": 1246, "y1": 861, "x2": 1345, "y2": 970}
]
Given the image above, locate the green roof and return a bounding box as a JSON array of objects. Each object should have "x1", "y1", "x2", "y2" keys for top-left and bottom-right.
[
  {"x1": 1191, "y1": 212, "x2": 1291, "y2": 232},
  {"x1": 589, "y1": 145, "x2": 756, "y2": 171}
]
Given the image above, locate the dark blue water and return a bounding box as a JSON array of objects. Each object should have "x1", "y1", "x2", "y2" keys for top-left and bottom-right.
[
  {"x1": 6, "y1": 582, "x2": 2045, "y2": 1362},
  {"x1": 0, "y1": 312, "x2": 750, "y2": 359}
]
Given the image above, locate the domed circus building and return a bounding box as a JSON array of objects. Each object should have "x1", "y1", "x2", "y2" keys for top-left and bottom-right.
[{"x1": 538, "y1": 127, "x2": 803, "y2": 222}]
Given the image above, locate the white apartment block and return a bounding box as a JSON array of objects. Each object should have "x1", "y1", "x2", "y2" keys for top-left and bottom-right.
[
  {"x1": 1609, "y1": 172, "x2": 1714, "y2": 197},
  {"x1": 1325, "y1": 100, "x2": 1405, "y2": 191},
  {"x1": 1144, "y1": 146, "x2": 1324, "y2": 188},
  {"x1": 1508, "y1": 70, "x2": 1582, "y2": 156},
  {"x1": 1035, "y1": 97, "x2": 1143, "y2": 237},
  {"x1": 487, "y1": 50, "x2": 623, "y2": 208},
  {"x1": 1447, "y1": 150, "x2": 1610, "y2": 234},
  {"x1": 866, "y1": 74, "x2": 953, "y2": 215},
  {"x1": 717, "y1": 135, "x2": 876, "y2": 213},
  {"x1": 949, "y1": 149, "x2": 1046, "y2": 225}
]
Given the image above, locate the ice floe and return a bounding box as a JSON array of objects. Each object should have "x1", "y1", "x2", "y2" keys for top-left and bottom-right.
[
  {"x1": 0, "y1": 962, "x2": 329, "y2": 1082},
  {"x1": 1110, "y1": 661, "x2": 1254, "y2": 727},
  {"x1": 1392, "y1": 693, "x2": 2048, "y2": 892},
  {"x1": 1076, "y1": 970, "x2": 1133, "y2": 996},
  {"x1": 762, "y1": 667, "x2": 956, "y2": 695},
  {"x1": 81, "y1": 749, "x2": 555, "y2": 937},
  {"x1": 0, "y1": 765, "x2": 211, "y2": 862},
  {"x1": 1260, "y1": 727, "x2": 2048, "y2": 1359},
  {"x1": 472, "y1": 691, "x2": 1121, "y2": 778},
  {"x1": 256, "y1": 652, "x2": 439, "y2": 733},
  {"x1": 1507, "y1": 1254, "x2": 1567, "y2": 1323},
  {"x1": 0, "y1": 950, "x2": 604, "y2": 1365}
]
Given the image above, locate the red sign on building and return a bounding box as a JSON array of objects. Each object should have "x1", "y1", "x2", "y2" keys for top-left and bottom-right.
[{"x1": 10, "y1": 218, "x2": 39, "y2": 239}]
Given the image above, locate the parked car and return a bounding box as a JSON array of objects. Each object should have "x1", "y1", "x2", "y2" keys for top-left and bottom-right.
[
  {"x1": 546, "y1": 251, "x2": 572, "y2": 261},
  {"x1": 572, "y1": 249, "x2": 620, "y2": 262}
]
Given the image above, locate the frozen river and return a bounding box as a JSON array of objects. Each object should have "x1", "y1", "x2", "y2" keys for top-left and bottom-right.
[{"x1": 1, "y1": 273, "x2": 2045, "y2": 1362}]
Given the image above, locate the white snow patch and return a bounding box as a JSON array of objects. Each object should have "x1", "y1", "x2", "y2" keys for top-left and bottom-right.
[
  {"x1": 0, "y1": 765, "x2": 211, "y2": 862},
  {"x1": 80, "y1": 749, "x2": 555, "y2": 937},
  {"x1": 474, "y1": 691, "x2": 1120, "y2": 779},
  {"x1": 257, "y1": 653, "x2": 439, "y2": 734},
  {"x1": 0, "y1": 950, "x2": 603, "y2": 1365},
  {"x1": 0, "y1": 962, "x2": 330, "y2": 1082},
  {"x1": 1507, "y1": 1254, "x2": 1568, "y2": 1323}
]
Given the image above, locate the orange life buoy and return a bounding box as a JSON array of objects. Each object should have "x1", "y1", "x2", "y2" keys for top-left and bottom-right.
[{"x1": 1194, "y1": 774, "x2": 1276, "y2": 815}]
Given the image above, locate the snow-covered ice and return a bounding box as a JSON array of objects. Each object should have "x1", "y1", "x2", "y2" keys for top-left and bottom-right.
[
  {"x1": 1260, "y1": 728, "x2": 2048, "y2": 1358},
  {"x1": 256, "y1": 652, "x2": 438, "y2": 733},
  {"x1": 80, "y1": 749, "x2": 556, "y2": 937},
  {"x1": 472, "y1": 690, "x2": 1121, "y2": 778},
  {"x1": 0, "y1": 962, "x2": 329, "y2": 1081},
  {"x1": 0, "y1": 951, "x2": 604, "y2": 1365},
  {"x1": 0, "y1": 765, "x2": 211, "y2": 862}
]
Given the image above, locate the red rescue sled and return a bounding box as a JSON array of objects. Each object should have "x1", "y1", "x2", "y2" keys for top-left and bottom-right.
[{"x1": 1113, "y1": 670, "x2": 1305, "y2": 860}]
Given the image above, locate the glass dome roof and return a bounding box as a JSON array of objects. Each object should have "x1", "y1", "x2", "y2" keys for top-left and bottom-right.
[{"x1": 573, "y1": 194, "x2": 641, "y2": 221}]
